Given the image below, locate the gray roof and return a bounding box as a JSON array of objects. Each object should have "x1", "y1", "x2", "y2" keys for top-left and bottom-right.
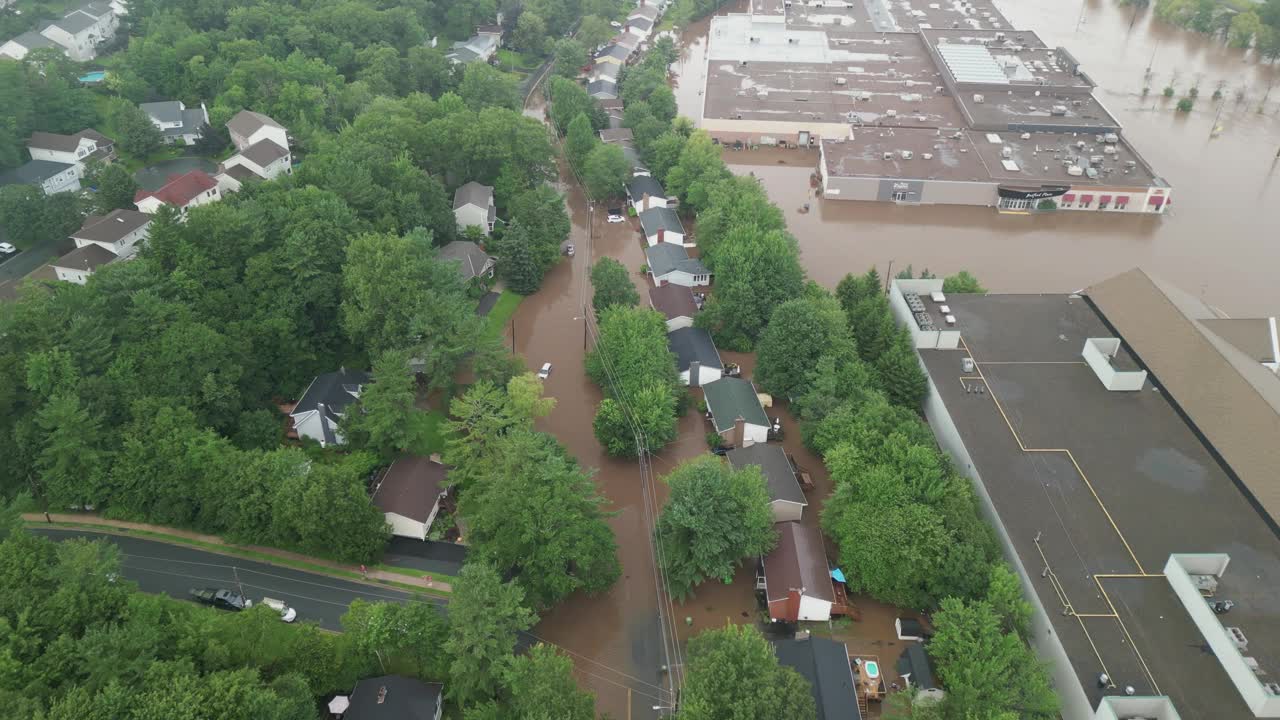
[
  {"x1": 774, "y1": 637, "x2": 860, "y2": 720},
  {"x1": 587, "y1": 80, "x2": 618, "y2": 98},
  {"x1": 293, "y1": 368, "x2": 370, "y2": 417},
  {"x1": 667, "y1": 326, "x2": 721, "y2": 372},
  {"x1": 627, "y1": 16, "x2": 654, "y2": 31},
  {"x1": 627, "y1": 175, "x2": 665, "y2": 202},
  {"x1": 8, "y1": 31, "x2": 57, "y2": 50},
  {"x1": 702, "y1": 376, "x2": 769, "y2": 431},
  {"x1": 639, "y1": 206, "x2": 684, "y2": 237},
  {"x1": 0, "y1": 159, "x2": 75, "y2": 187},
  {"x1": 346, "y1": 675, "x2": 443, "y2": 720},
  {"x1": 599, "y1": 127, "x2": 633, "y2": 144},
  {"x1": 629, "y1": 4, "x2": 661, "y2": 21},
  {"x1": 70, "y1": 209, "x2": 150, "y2": 244},
  {"x1": 438, "y1": 240, "x2": 494, "y2": 281},
  {"x1": 76, "y1": 1, "x2": 112, "y2": 18},
  {"x1": 645, "y1": 242, "x2": 707, "y2": 279},
  {"x1": 727, "y1": 443, "x2": 807, "y2": 505},
  {"x1": 896, "y1": 643, "x2": 937, "y2": 691},
  {"x1": 226, "y1": 110, "x2": 283, "y2": 139},
  {"x1": 239, "y1": 138, "x2": 288, "y2": 167},
  {"x1": 452, "y1": 181, "x2": 493, "y2": 211},
  {"x1": 140, "y1": 101, "x2": 184, "y2": 125},
  {"x1": 593, "y1": 62, "x2": 621, "y2": 80},
  {"x1": 597, "y1": 44, "x2": 632, "y2": 62},
  {"x1": 52, "y1": 243, "x2": 117, "y2": 273},
  {"x1": 49, "y1": 10, "x2": 98, "y2": 35}
]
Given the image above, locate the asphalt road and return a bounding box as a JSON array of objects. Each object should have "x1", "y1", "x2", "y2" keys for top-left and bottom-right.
[
  {"x1": 0, "y1": 236, "x2": 70, "y2": 284},
  {"x1": 34, "y1": 528, "x2": 443, "y2": 630}
]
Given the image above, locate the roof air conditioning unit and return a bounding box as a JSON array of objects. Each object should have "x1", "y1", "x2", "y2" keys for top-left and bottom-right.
[
  {"x1": 922, "y1": 153, "x2": 933, "y2": 159},
  {"x1": 886, "y1": 109, "x2": 897, "y2": 117},
  {"x1": 945, "y1": 315, "x2": 957, "y2": 325},
  {"x1": 835, "y1": 77, "x2": 847, "y2": 86},
  {"x1": 973, "y1": 94, "x2": 985, "y2": 103},
  {"x1": 900, "y1": 150, "x2": 913, "y2": 159},
  {"x1": 883, "y1": 152, "x2": 894, "y2": 160},
  {"x1": 962, "y1": 357, "x2": 975, "y2": 372},
  {"x1": 1051, "y1": 105, "x2": 1068, "y2": 116}
]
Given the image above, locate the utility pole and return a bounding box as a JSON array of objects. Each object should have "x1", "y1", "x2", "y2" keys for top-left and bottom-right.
[
  {"x1": 233, "y1": 566, "x2": 246, "y2": 600},
  {"x1": 26, "y1": 473, "x2": 51, "y2": 524}
]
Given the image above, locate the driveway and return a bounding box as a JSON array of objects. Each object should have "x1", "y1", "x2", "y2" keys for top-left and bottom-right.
[{"x1": 0, "y1": 237, "x2": 73, "y2": 289}]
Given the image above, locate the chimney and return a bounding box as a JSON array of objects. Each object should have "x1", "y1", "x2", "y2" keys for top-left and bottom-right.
[
  {"x1": 657, "y1": 228, "x2": 665, "y2": 244},
  {"x1": 689, "y1": 360, "x2": 701, "y2": 388},
  {"x1": 376, "y1": 686, "x2": 387, "y2": 704},
  {"x1": 734, "y1": 416, "x2": 746, "y2": 449}
]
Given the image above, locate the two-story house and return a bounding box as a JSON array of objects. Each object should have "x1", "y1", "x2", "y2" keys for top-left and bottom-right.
[
  {"x1": 69, "y1": 209, "x2": 152, "y2": 257},
  {"x1": 26, "y1": 130, "x2": 115, "y2": 178},
  {"x1": 218, "y1": 110, "x2": 291, "y2": 185},
  {"x1": 39, "y1": 2, "x2": 117, "y2": 61},
  {"x1": 51, "y1": 244, "x2": 119, "y2": 285},
  {"x1": 0, "y1": 31, "x2": 59, "y2": 61},
  {"x1": 133, "y1": 170, "x2": 220, "y2": 216},
  {"x1": 452, "y1": 182, "x2": 496, "y2": 236},
  {"x1": 139, "y1": 101, "x2": 209, "y2": 145},
  {"x1": 0, "y1": 160, "x2": 81, "y2": 195}
]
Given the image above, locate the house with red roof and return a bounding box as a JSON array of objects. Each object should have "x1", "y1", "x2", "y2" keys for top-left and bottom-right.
[{"x1": 134, "y1": 170, "x2": 220, "y2": 215}]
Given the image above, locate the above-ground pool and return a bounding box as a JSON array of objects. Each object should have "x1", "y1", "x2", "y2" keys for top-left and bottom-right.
[
  {"x1": 864, "y1": 660, "x2": 879, "y2": 679},
  {"x1": 78, "y1": 70, "x2": 107, "y2": 83}
]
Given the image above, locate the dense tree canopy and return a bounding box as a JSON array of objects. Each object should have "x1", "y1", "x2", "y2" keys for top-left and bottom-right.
[
  {"x1": 444, "y1": 562, "x2": 537, "y2": 705},
  {"x1": 586, "y1": 306, "x2": 682, "y2": 454},
  {"x1": 697, "y1": 227, "x2": 806, "y2": 351},
  {"x1": 756, "y1": 295, "x2": 856, "y2": 401},
  {"x1": 591, "y1": 257, "x2": 641, "y2": 314},
  {"x1": 679, "y1": 624, "x2": 816, "y2": 720}
]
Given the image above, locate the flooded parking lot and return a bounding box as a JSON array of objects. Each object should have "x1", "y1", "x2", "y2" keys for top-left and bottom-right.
[{"x1": 675, "y1": 0, "x2": 1280, "y2": 315}]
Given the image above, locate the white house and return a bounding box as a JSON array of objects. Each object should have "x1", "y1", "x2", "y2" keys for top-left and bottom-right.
[
  {"x1": 227, "y1": 110, "x2": 289, "y2": 152},
  {"x1": 371, "y1": 456, "x2": 450, "y2": 541},
  {"x1": 26, "y1": 130, "x2": 114, "y2": 174},
  {"x1": 762, "y1": 521, "x2": 835, "y2": 622},
  {"x1": 727, "y1": 444, "x2": 808, "y2": 523},
  {"x1": 703, "y1": 376, "x2": 771, "y2": 448},
  {"x1": 0, "y1": 31, "x2": 59, "y2": 60},
  {"x1": 289, "y1": 368, "x2": 371, "y2": 447},
  {"x1": 645, "y1": 243, "x2": 709, "y2": 288},
  {"x1": 626, "y1": 174, "x2": 668, "y2": 214},
  {"x1": 0, "y1": 160, "x2": 81, "y2": 195},
  {"x1": 139, "y1": 101, "x2": 209, "y2": 145},
  {"x1": 453, "y1": 182, "x2": 496, "y2": 236},
  {"x1": 133, "y1": 170, "x2": 220, "y2": 215},
  {"x1": 51, "y1": 244, "x2": 118, "y2": 284},
  {"x1": 649, "y1": 283, "x2": 698, "y2": 331},
  {"x1": 222, "y1": 139, "x2": 291, "y2": 181},
  {"x1": 445, "y1": 25, "x2": 502, "y2": 64},
  {"x1": 221, "y1": 110, "x2": 292, "y2": 182},
  {"x1": 40, "y1": 2, "x2": 118, "y2": 61},
  {"x1": 668, "y1": 327, "x2": 723, "y2": 387},
  {"x1": 69, "y1": 209, "x2": 151, "y2": 257},
  {"x1": 638, "y1": 206, "x2": 687, "y2": 247}
]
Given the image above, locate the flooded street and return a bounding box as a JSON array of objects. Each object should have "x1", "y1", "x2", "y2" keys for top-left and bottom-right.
[{"x1": 674, "y1": 0, "x2": 1280, "y2": 314}]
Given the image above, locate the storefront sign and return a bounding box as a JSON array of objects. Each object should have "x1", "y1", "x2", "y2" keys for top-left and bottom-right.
[{"x1": 997, "y1": 185, "x2": 1070, "y2": 200}]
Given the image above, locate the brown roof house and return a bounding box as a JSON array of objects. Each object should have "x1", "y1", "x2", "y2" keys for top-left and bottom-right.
[
  {"x1": 760, "y1": 521, "x2": 835, "y2": 622},
  {"x1": 649, "y1": 283, "x2": 698, "y2": 331},
  {"x1": 371, "y1": 455, "x2": 450, "y2": 541},
  {"x1": 727, "y1": 444, "x2": 808, "y2": 522},
  {"x1": 51, "y1": 243, "x2": 118, "y2": 285}
]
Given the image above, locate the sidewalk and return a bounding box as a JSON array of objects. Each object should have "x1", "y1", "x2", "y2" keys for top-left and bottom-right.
[{"x1": 23, "y1": 513, "x2": 452, "y2": 593}]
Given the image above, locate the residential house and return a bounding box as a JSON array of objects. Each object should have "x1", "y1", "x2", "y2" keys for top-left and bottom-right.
[
  {"x1": 289, "y1": 368, "x2": 371, "y2": 447},
  {"x1": 591, "y1": 61, "x2": 621, "y2": 83},
  {"x1": 760, "y1": 521, "x2": 835, "y2": 622},
  {"x1": 453, "y1": 182, "x2": 496, "y2": 236},
  {"x1": 438, "y1": 240, "x2": 495, "y2": 284},
  {"x1": 0, "y1": 160, "x2": 80, "y2": 195},
  {"x1": 773, "y1": 635, "x2": 862, "y2": 720},
  {"x1": 220, "y1": 110, "x2": 291, "y2": 183},
  {"x1": 621, "y1": 146, "x2": 646, "y2": 175},
  {"x1": 140, "y1": 101, "x2": 209, "y2": 145},
  {"x1": 726, "y1": 443, "x2": 807, "y2": 522},
  {"x1": 625, "y1": 15, "x2": 654, "y2": 38},
  {"x1": 26, "y1": 130, "x2": 114, "y2": 171},
  {"x1": 446, "y1": 26, "x2": 502, "y2": 64},
  {"x1": 639, "y1": 206, "x2": 686, "y2": 247},
  {"x1": 133, "y1": 170, "x2": 220, "y2": 215},
  {"x1": 649, "y1": 283, "x2": 698, "y2": 331},
  {"x1": 40, "y1": 2, "x2": 118, "y2": 61},
  {"x1": 594, "y1": 43, "x2": 632, "y2": 66},
  {"x1": 587, "y1": 79, "x2": 618, "y2": 100},
  {"x1": 69, "y1": 209, "x2": 151, "y2": 256},
  {"x1": 0, "y1": 30, "x2": 59, "y2": 60},
  {"x1": 645, "y1": 243, "x2": 709, "y2": 288},
  {"x1": 600, "y1": 98, "x2": 626, "y2": 129},
  {"x1": 371, "y1": 456, "x2": 450, "y2": 541},
  {"x1": 627, "y1": 175, "x2": 668, "y2": 213},
  {"x1": 667, "y1": 326, "x2": 722, "y2": 387},
  {"x1": 339, "y1": 676, "x2": 444, "y2": 720},
  {"x1": 629, "y1": 4, "x2": 661, "y2": 23},
  {"x1": 51, "y1": 244, "x2": 118, "y2": 284},
  {"x1": 614, "y1": 32, "x2": 641, "y2": 54},
  {"x1": 703, "y1": 376, "x2": 770, "y2": 447}
]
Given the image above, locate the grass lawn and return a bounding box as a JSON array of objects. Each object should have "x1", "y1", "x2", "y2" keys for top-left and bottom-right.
[
  {"x1": 482, "y1": 290, "x2": 523, "y2": 342},
  {"x1": 405, "y1": 409, "x2": 448, "y2": 456},
  {"x1": 496, "y1": 49, "x2": 544, "y2": 72}
]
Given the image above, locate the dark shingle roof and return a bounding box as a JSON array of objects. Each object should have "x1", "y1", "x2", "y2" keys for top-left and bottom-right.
[
  {"x1": 763, "y1": 521, "x2": 835, "y2": 603},
  {"x1": 52, "y1": 243, "x2": 118, "y2": 272},
  {"x1": 627, "y1": 175, "x2": 665, "y2": 202},
  {"x1": 438, "y1": 240, "x2": 493, "y2": 281},
  {"x1": 598, "y1": 127, "x2": 633, "y2": 144},
  {"x1": 226, "y1": 110, "x2": 283, "y2": 139},
  {"x1": 345, "y1": 675, "x2": 443, "y2": 720},
  {"x1": 10, "y1": 31, "x2": 57, "y2": 50},
  {"x1": 627, "y1": 16, "x2": 654, "y2": 31},
  {"x1": 896, "y1": 643, "x2": 937, "y2": 690},
  {"x1": 587, "y1": 80, "x2": 618, "y2": 98},
  {"x1": 239, "y1": 138, "x2": 288, "y2": 167},
  {"x1": 649, "y1": 284, "x2": 698, "y2": 320},
  {"x1": 0, "y1": 160, "x2": 75, "y2": 186},
  {"x1": 372, "y1": 456, "x2": 448, "y2": 523},
  {"x1": 597, "y1": 44, "x2": 632, "y2": 61},
  {"x1": 702, "y1": 376, "x2": 769, "y2": 431},
  {"x1": 140, "y1": 101, "x2": 183, "y2": 125},
  {"x1": 639, "y1": 207, "x2": 684, "y2": 238},
  {"x1": 727, "y1": 443, "x2": 807, "y2": 505},
  {"x1": 452, "y1": 181, "x2": 493, "y2": 210},
  {"x1": 70, "y1": 209, "x2": 151, "y2": 244},
  {"x1": 774, "y1": 637, "x2": 860, "y2": 720},
  {"x1": 667, "y1": 327, "x2": 721, "y2": 372},
  {"x1": 293, "y1": 369, "x2": 370, "y2": 417},
  {"x1": 49, "y1": 10, "x2": 98, "y2": 34},
  {"x1": 645, "y1": 243, "x2": 707, "y2": 279}
]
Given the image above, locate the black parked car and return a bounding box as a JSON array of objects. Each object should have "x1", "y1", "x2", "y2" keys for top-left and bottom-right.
[{"x1": 189, "y1": 587, "x2": 252, "y2": 611}]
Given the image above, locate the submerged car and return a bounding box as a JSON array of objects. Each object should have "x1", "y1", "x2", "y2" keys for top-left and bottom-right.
[{"x1": 537, "y1": 362, "x2": 552, "y2": 380}]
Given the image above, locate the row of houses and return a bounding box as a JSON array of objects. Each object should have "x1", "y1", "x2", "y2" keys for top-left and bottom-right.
[
  {"x1": 0, "y1": 0, "x2": 123, "y2": 61},
  {"x1": 586, "y1": 0, "x2": 666, "y2": 100}
]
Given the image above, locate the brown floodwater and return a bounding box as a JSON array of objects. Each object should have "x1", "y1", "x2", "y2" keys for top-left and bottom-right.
[{"x1": 673, "y1": 0, "x2": 1280, "y2": 315}]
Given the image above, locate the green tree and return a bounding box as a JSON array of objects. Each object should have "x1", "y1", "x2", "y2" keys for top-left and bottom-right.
[
  {"x1": 875, "y1": 325, "x2": 928, "y2": 408},
  {"x1": 107, "y1": 99, "x2": 165, "y2": 158},
  {"x1": 679, "y1": 624, "x2": 816, "y2": 720},
  {"x1": 694, "y1": 175, "x2": 786, "y2": 269},
  {"x1": 1228, "y1": 9, "x2": 1263, "y2": 47},
  {"x1": 87, "y1": 163, "x2": 140, "y2": 213},
  {"x1": 458, "y1": 62, "x2": 521, "y2": 111},
  {"x1": 342, "y1": 598, "x2": 449, "y2": 677},
  {"x1": 444, "y1": 562, "x2": 537, "y2": 705},
  {"x1": 942, "y1": 270, "x2": 986, "y2": 294},
  {"x1": 644, "y1": 131, "x2": 688, "y2": 184},
  {"x1": 565, "y1": 112, "x2": 598, "y2": 170},
  {"x1": 492, "y1": 221, "x2": 544, "y2": 294},
  {"x1": 576, "y1": 15, "x2": 615, "y2": 47},
  {"x1": 0, "y1": 185, "x2": 84, "y2": 250},
  {"x1": 593, "y1": 381, "x2": 678, "y2": 455},
  {"x1": 698, "y1": 227, "x2": 805, "y2": 350},
  {"x1": 508, "y1": 184, "x2": 571, "y2": 272},
  {"x1": 552, "y1": 39, "x2": 589, "y2": 78},
  {"x1": 591, "y1": 257, "x2": 640, "y2": 313},
  {"x1": 756, "y1": 294, "x2": 855, "y2": 400},
  {"x1": 343, "y1": 350, "x2": 417, "y2": 458},
  {"x1": 586, "y1": 306, "x2": 681, "y2": 454},
  {"x1": 34, "y1": 393, "x2": 107, "y2": 510},
  {"x1": 548, "y1": 77, "x2": 603, "y2": 133},
  {"x1": 502, "y1": 644, "x2": 597, "y2": 719},
  {"x1": 656, "y1": 456, "x2": 776, "y2": 599},
  {"x1": 512, "y1": 11, "x2": 549, "y2": 55},
  {"x1": 582, "y1": 142, "x2": 630, "y2": 201},
  {"x1": 986, "y1": 562, "x2": 1032, "y2": 637},
  {"x1": 664, "y1": 131, "x2": 730, "y2": 211}
]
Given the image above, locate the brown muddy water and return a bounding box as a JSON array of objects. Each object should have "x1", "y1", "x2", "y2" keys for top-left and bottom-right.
[{"x1": 674, "y1": 0, "x2": 1280, "y2": 315}]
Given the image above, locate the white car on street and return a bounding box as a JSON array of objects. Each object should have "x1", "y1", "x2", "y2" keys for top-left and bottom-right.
[
  {"x1": 538, "y1": 362, "x2": 553, "y2": 380},
  {"x1": 0, "y1": 242, "x2": 16, "y2": 254},
  {"x1": 606, "y1": 214, "x2": 624, "y2": 223}
]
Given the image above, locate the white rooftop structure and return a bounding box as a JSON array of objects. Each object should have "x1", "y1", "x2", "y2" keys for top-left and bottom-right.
[{"x1": 935, "y1": 42, "x2": 1010, "y2": 84}]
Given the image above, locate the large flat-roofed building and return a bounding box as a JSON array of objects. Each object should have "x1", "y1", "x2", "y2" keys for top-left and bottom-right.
[
  {"x1": 892, "y1": 273, "x2": 1280, "y2": 720},
  {"x1": 698, "y1": 0, "x2": 1169, "y2": 214}
]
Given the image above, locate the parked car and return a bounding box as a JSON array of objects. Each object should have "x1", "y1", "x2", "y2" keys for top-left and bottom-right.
[
  {"x1": 610, "y1": 20, "x2": 622, "y2": 27},
  {"x1": 606, "y1": 214, "x2": 624, "y2": 223},
  {"x1": 564, "y1": 243, "x2": 575, "y2": 256},
  {"x1": 538, "y1": 362, "x2": 553, "y2": 379},
  {"x1": 0, "y1": 242, "x2": 16, "y2": 254},
  {"x1": 189, "y1": 588, "x2": 251, "y2": 611},
  {"x1": 262, "y1": 597, "x2": 298, "y2": 622}
]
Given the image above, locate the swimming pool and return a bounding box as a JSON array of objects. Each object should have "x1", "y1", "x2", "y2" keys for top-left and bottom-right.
[
  {"x1": 864, "y1": 660, "x2": 880, "y2": 679},
  {"x1": 78, "y1": 70, "x2": 106, "y2": 83}
]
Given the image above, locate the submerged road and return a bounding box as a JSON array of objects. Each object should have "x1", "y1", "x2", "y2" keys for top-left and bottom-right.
[{"x1": 34, "y1": 528, "x2": 439, "y2": 630}]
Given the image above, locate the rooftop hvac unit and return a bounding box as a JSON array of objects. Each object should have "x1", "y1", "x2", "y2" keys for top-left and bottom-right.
[
  {"x1": 1001, "y1": 146, "x2": 1013, "y2": 159},
  {"x1": 1090, "y1": 155, "x2": 1104, "y2": 164},
  {"x1": 930, "y1": 291, "x2": 946, "y2": 302},
  {"x1": 939, "y1": 305, "x2": 951, "y2": 313},
  {"x1": 788, "y1": 37, "x2": 799, "y2": 44},
  {"x1": 1086, "y1": 167, "x2": 1099, "y2": 179},
  {"x1": 749, "y1": 36, "x2": 760, "y2": 42},
  {"x1": 962, "y1": 357, "x2": 975, "y2": 372},
  {"x1": 945, "y1": 315, "x2": 957, "y2": 325},
  {"x1": 740, "y1": 59, "x2": 747, "y2": 66},
  {"x1": 1076, "y1": 140, "x2": 1086, "y2": 149},
  {"x1": 835, "y1": 77, "x2": 847, "y2": 86},
  {"x1": 922, "y1": 152, "x2": 933, "y2": 159},
  {"x1": 1021, "y1": 132, "x2": 1031, "y2": 140},
  {"x1": 886, "y1": 109, "x2": 897, "y2": 117},
  {"x1": 1067, "y1": 165, "x2": 1083, "y2": 176},
  {"x1": 1103, "y1": 132, "x2": 1119, "y2": 143},
  {"x1": 1227, "y1": 627, "x2": 1249, "y2": 651},
  {"x1": 973, "y1": 93, "x2": 985, "y2": 103},
  {"x1": 860, "y1": 91, "x2": 872, "y2": 101},
  {"x1": 1051, "y1": 105, "x2": 1068, "y2": 116},
  {"x1": 900, "y1": 150, "x2": 913, "y2": 159},
  {"x1": 883, "y1": 152, "x2": 894, "y2": 160},
  {"x1": 758, "y1": 90, "x2": 769, "y2": 98},
  {"x1": 1103, "y1": 145, "x2": 1117, "y2": 155}
]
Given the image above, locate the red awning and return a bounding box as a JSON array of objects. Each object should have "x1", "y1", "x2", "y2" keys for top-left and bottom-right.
[
  {"x1": 1115, "y1": 196, "x2": 1129, "y2": 205},
  {"x1": 1149, "y1": 196, "x2": 1164, "y2": 206},
  {"x1": 1099, "y1": 195, "x2": 1113, "y2": 204},
  {"x1": 1081, "y1": 195, "x2": 1094, "y2": 203},
  {"x1": 1062, "y1": 194, "x2": 1076, "y2": 202}
]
